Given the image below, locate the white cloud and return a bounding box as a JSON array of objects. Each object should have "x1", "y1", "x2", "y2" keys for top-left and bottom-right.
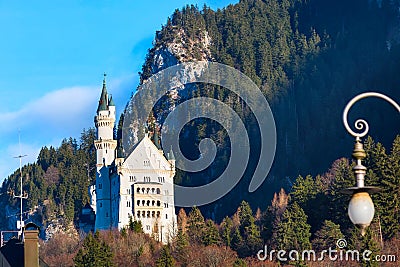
[
  {"x1": 0, "y1": 74, "x2": 136, "y2": 183},
  {"x1": 0, "y1": 86, "x2": 98, "y2": 134}
]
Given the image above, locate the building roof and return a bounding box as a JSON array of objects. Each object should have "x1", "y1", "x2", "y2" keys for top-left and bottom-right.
[
  {"x1": 0, "y1": 238, "x2": 24, "y2": 267},
  {"x1": 97, "y1": 75, "x2": 108, "y2": 112},
  {"x1": 167, "y1": 146, "x2": 175, "y2": 161},
  {"x1": 108, "y1": 95, "x2": 115, "y2": 106}
]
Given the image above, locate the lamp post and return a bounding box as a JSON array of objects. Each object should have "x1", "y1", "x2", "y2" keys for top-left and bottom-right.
[{"x1": 341, "y1": 92, "x2": 400, "y2": 236}]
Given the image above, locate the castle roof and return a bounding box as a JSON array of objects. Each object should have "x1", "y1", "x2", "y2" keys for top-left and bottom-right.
[
  {"x1": 108, "y1": 95, "x2": 115, "y2": 106},
  {"x1": 167, "y1": 146, "x2": 175, "y2": 161},
  {"x1": 97, "y1": 74, "x2": 108, "y2": 112}
]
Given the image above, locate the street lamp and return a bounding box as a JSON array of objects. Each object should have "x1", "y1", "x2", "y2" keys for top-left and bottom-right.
[{"x1": 341, "y1": 92, "x2": 400, "y2": 235}]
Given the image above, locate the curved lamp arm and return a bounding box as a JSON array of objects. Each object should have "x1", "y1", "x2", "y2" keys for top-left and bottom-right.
[{"x1": 343, "y1": 92, "x2": 400, "y2": 139}]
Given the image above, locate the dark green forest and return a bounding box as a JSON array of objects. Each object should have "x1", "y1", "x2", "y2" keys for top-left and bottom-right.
[
  {"x1": 1, "y1": 0, "x2": 400, "y2": 265},
  {"x1": 137, "y1": 0, "x2": 400, "y2": 220}
]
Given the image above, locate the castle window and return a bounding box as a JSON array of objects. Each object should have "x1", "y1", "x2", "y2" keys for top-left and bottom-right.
[
  {"x1": 142, "y1": 200, "x2": 145, "y2": 206},
  {"x1": 146, "y1": 188, "x2": 150, "y2": 194},
  {"x1": 152, "y1": 211, "x2": 155, "y2": 218},
  {"x1": 152, "y1": 188, "x2": 155, "y2": 194},
  {"x1": 98, "y1": 183, "x2": 102, "y2": 189},
  {"x1": 157, "y1": 211, "x2": 160, "y2": 218},
  {"x1": 137, "y1": 188, "x2": 140, "y2": 193},
  {"x1": 166, "y1": 214, "x2": 168, "y2": 219},
  {"x1": 137, "y1": 211, "x2": 140, "y2": 218},
  {"x1": 137, "y1": 200, "x2": 140, "y2": 206},
  {"x1": 147, "y1": 211, "x2": 150, "y2": 218},
  {"x1": 146, "y1": 225, "x2": 150, "y2": 231},
  {"x1": 142, "y1": 211, "x2": 145, "y2": 217},
  {"x1": 142, "y1": 188, "x2": 145, "y2": 193},
  {"x1": 147, "y1": 200, "x2": 150, "y2": 206},
  {"x1": 127, "y1": 201, "x2": 130, "y2": 207},
  {"x1": 152, "y1": 200, "x2": 155, "y2": 206},
  {"x1": 157, "y1": 201, "x2": 161, "y2": 207},
  {"x1": 156, "y1": 188, "x2": 161, "y2": 194}
]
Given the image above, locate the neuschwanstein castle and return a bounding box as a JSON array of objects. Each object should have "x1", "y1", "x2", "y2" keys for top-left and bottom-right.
[{"x1": 89, "y1": 77, "x2": 177, "y2": 243}]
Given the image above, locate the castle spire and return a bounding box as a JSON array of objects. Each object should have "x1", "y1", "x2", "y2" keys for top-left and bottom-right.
[
  {"x1": 167, "y1": 146, "x2": 175, "y2": 161},
  {"x1": 97, "y1": 73, "x2": 108, "y2": 112},
  {"x1": 109, "y1": 94, "x2": 115, "y2": 106}
]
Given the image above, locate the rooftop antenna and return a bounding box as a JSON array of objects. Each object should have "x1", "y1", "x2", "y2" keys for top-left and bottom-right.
[{"x1": 13, "y1": 131, "x2": 28, "y2": 237}]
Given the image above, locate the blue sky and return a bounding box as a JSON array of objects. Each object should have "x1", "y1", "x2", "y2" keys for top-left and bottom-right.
[{"x1": 0, "y1": 0, "x2": 237, "y2": 182}]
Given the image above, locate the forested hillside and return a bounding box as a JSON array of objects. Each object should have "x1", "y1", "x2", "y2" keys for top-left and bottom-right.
[
  {"x1": 134, "y1": 0, "x2": 400, "y2": 219},
  {"x1": 0, "y1": 0, "x2": 399, "y2": 255},
  {"x1": 40, "y1": 135, "x2": 400, "y2": 266},
  {"x1": 0, "y1": 129, "x2": 97, "y2": 231}
]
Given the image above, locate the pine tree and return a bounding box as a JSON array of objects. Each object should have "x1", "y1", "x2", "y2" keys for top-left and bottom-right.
[
  {"x1": 128, "y1": 216, "x2": 143, "y2": 233},
  {"x1": 233, "y1": 201, "x2": 262, "y2": 257},
  {"x1": 348, "y1": 227, "x2": 380, "y2": 267},
  {"x1": 156, "y1": 246, "x2": 175, "y2": 267},
  {"x1": 276, "y1": 202, "x2": 311, "y2": 251},
  {"x1": 312, "y1": 220, "x2": 344, "y2": 251},
  {"x1": 364, "y1": 136, "x2": 400, "y2": 239},
  {"x1": 203, "y1": 219, "x2": 221, "y2": 246},
  {"x1": 74, "y1": 231, "x2": 114, "y2": 267},
  {"x1": 186, "y1": 206, "x2": 206, "y2": 244},
  {"x1": 220, "y1": 216, "x2": 234, "y2": 247}
]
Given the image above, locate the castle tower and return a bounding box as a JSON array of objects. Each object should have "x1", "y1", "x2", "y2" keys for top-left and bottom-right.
[{"x1": 94, "y1": 74, "x2": 117, "y2": 230}]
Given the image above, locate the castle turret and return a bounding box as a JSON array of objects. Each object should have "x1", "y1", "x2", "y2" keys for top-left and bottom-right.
[
  {"x1": 94, "y1": 74, "x2": 117, "y2": 167},
  {"x1": 94, "y1": 74, "x2": 116, "y2": 230}
]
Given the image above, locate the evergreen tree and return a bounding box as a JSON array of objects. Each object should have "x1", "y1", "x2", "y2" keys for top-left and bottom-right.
[
  {"x1": 364, "y1": 136, "x2": 400, "y2": 239},
  {"x1": 74, "y1": 231, "x2": 114, "y2": 267},
  {"x1": 233, "y1": 201, "x2": 262, "y2": 257},
  {"x1": 220, "y1": 216, "x2": 234, "y2": 247},
  {"x1": 348, "y1": 227, "x2": 380, "y2": 267},
  {"x1": 276, "y1": 202, "x2": 311, "y2": 251},
  {"x1": 203, "y1": 219, "x2": 221, "y2": 246},
  {"x1": 128, "y1": 216, "x2": 143, "y2": 233},
  {"x1": 186, "y1": 206, "x2": 206, "y2": 244},
  {"x1": 156, "y1": 246, "x2": 175, "y2": 267},
  {"x1": 312, "y1": 220, "x2": 344, "y2": 251}
]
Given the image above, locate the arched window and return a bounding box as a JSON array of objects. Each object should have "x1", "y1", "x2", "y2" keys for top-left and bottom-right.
[
  {"x1": 152, "y1": 211, "x2": 155, "y2": 217},
  {"x1": 137, "y1": 200, "x2": 140, "y2": 206},
  {"x1": 157, "y1": 200, "x2": 161, "y2": 207},
  {"x1": 142, "y1": 200, "x2": 145, "y2": 206},
  {"x1": 147, "y1": 200, "x2": 150, "y2": 206},
  {"x1": 157, "y1": 211, "x2": 160, "y2": 218},
  {"x1": 152, "y1": 200, "x2": 155, "y2": 206},
  {"x1": 137, "y1": 187, "x2": 140, "y2": 193},
  {"x1": 156, "y1": 188, "x2": 161, "y2": 194},
  {"x1": 147, "y1": 211, "x2": 150, "y2": 218},
  {"x1": 137, "y1": 211, "x2": 140, "y2": 218},
  {"x1": 142, "y1": 211, "x2": 145, "y2": 217}
]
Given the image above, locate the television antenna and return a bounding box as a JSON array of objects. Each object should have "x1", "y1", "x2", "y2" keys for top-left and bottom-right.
[{"x1": 13, "y1": 132, "x2": 28, "y2": 236}]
